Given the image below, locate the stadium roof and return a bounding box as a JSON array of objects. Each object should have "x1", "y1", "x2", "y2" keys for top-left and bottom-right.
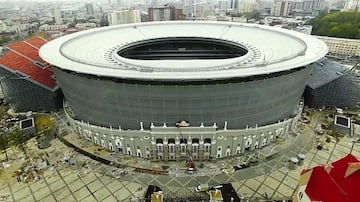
[
  {"x1": 40, "y1": 21, "x2": 328, "y2": 81},
  {"x1": 0, "y1": 37, "x2": 58, "y2": 90}
]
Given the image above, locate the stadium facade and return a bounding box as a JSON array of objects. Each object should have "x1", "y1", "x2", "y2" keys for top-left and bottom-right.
[{"x1": 40, "y1": 21, "x2": 327, "y2": 161}]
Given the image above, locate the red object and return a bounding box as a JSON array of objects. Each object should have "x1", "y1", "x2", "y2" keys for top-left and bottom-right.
[
  {"x1": 187, "y1": 161, "x2": 196, "y2": 169},
  {"x1": 26, "y1": 37, "x2": 48, "y2": 49},
  {"x1": 0, "y1": 37, "x2": 57, "y2": 90},
  {"x1": 304, "y1": 154, "x2": 360, "y2": 202}
]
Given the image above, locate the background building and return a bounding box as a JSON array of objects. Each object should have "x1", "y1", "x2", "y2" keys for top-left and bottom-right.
[
  {"x1": 108, "y1": 10, "x2": 141, "y2": 25},
  {"x1": 85, "y1": 3, "x2": 95, "y2": 15},
  {"x1": 271, "y1": 0, "x2": 293, "y2": 16},
  {"x1": 148, "y1": 6, "x2": 185, "y2": 21},
  {"x1": 196, "y1": 4, "x2": 215, "y2": 19},
  {"x1": 316, "y1": 36, "x2": 360, "y2": 58},
  {"x1": 230, "y1": 0, "x2": 239, "y2": 11}
]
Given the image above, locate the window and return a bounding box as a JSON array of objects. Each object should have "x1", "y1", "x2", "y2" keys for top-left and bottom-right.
[
  {"x1": 204, "y1": 144, "x2": 211, "y2": 153},
  {"x1": 115, "y1": 138, "x2": 122, "y2": 148},
  {"x1": 245, "y1": 137, "x2": 252, "y2": 148},
  {"x1": 262, "y1": 139, "x2": 267, "y2": 146},
  {"x1": 180, "y1": 138, "x2": 187, "y2": 144},
  {"x1": 168, "y1": 138, "x2": 175, "y2": 144},
  {"x1": 156, "y1": 138, "x2": 163, "y2": 153},
  {"x1": 192, "y1": 138, "x2": 199, "y2": 144},
  {"x1": 168, "y1": 144, "x2": 175, "y2": 153},
  {"x1": 204, "y1": 138, "x2": 211, "y2": 153},
  {"x1": 180, "y1": 144, "x2": 186, "y2": 153},
  {"x1": 156, "y1": 138, "x2": 163, "y2": 144},
  {"x1": 157, "y1": 144, "x2": 163, "y2": 153},
  {"x1": 192, "y1": 144, "x2": 198, "y2": 153}
]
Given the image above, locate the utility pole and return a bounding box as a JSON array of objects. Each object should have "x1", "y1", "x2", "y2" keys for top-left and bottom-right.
[{"x1": 350, "y1": 138, "x2": 360, "y2": 154}]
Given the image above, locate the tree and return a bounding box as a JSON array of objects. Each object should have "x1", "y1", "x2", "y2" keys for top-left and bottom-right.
[
  {"x1": 311, "y1": 12, "x2": 360, "y2": 39},
  {"x1": 245, "y1": 11, "x2": 260, "y2": 21},
  {"x1": 100, "y1": 16, "x2": 109, "y2": 27},
  {"x1": 0, "y1": 129, "x2": 10, "y2": 161},
  {"x1": 0, "y1": 36, "x2": 11, "y2": 46},
  {"x1": 9, "y1": 127, "x2": 29, "y2": 159}
]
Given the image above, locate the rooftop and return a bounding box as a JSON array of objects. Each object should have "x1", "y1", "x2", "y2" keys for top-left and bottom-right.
[
  {"x1": 303, "y1": 154, "x2": 360, "y2": 202},
  {"x1": 307, "y1": 59, "x2": 348, "y2": 89}
]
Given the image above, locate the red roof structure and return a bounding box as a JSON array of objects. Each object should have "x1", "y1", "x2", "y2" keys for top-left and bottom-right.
[
  {"x1": 25, "y1": 37, "x2": 47, "y2": 49},
  {"x1": 300, "y1": 154, "x2": 360, "y2": 202},
  {"x1": 0, "y1": 37, "x2": 57, "y2": 90}
]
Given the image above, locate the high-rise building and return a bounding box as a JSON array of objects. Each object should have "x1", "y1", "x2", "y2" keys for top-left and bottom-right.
[
  {"x1": 86, "y1": 3, "x2": 95, "y2": 15},
  {"x1": 291, "y1": 0, "x2": 325, "y2": 12},
  {"x1": 148, "y1": 7, "x2": 172, "y2": 21},
  {"x1": 216, "y1": 0, "x2": 229, "y2": 15},
  {"x1": 271, "y1": 0, "x2": 292, "y2": 16},
  {"x1": 345, "y1": 0, "x2": 359, "y2": 10},
  {"x1": 196, "y1": 4, "x2": 215, "y2": 19},
  {"x1": 108, "y1": 10, "x2": 141, "y2": 25},
  {"x1": 148, "y1": 6, "x2": 185, "y2": 21},
  {"x1": 49, "y1": 9, "x2": 62, "y2": 24},
  {"x1": 238, "y1": 0, "x2": 262, "y2": 13},
  {"x1": 230, "y1": 0, "x2": 239, "y2": 10},
  {"x1": 302, "y1": 0, "x2": 324, "y2": 11}
]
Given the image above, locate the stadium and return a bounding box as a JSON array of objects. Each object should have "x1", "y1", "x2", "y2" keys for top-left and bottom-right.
[{"x1": 40, "y1": 21, "x2": 327, "y2": 161}]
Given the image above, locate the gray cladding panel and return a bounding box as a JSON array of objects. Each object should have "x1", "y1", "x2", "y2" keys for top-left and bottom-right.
[
  {"x1": 0, "y1": 68, "x2": 61, "y2": 112},
  {"x1": 55, "y1": 66, "x2": 311, "y2": 129}
]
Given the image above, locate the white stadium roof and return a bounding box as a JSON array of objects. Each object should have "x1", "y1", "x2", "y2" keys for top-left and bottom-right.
[{"x1": 39, "y1": 21, "x2": 328, "y2": 81}]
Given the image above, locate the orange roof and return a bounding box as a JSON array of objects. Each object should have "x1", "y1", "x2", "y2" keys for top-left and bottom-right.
[{"x1": 0, "y1": 37, "x2": 57, "y2": 90}]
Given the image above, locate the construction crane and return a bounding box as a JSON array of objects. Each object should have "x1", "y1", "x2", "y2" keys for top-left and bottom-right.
[{"x1": 176, "y1": 120, "x2": 196, "y2": 171}]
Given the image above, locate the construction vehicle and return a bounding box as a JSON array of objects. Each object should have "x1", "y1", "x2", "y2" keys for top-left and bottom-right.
[{"x1": 195, "y1": 184, "x2": 209, "y2": 192}]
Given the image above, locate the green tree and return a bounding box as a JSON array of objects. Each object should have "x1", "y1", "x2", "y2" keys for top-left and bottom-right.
[
  {"x1": 245, "y1": 11, "x2": 260, "y2": 21},
  {"x1": 0, "y1": 129, "x2": 10, "y2": 161},
  {"x1": 9, "y1": 127, "x2": 29, "y2": 159},
  {"x1": 0, "y1": 36, "x2": 11, "y2": 46},
  {"x1": 100, "y1": 16, "x2": 109, "y2": 27},
  {"x1": 311, "y1": 12, "x2": 360, "y2": 39}
]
